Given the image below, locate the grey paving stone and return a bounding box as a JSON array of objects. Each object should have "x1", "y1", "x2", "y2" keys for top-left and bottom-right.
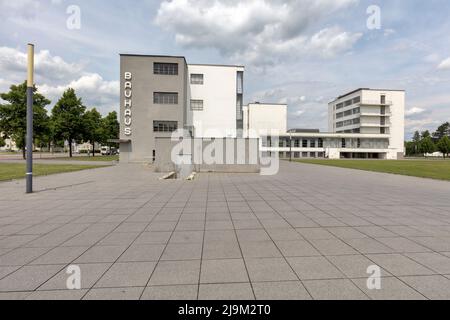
[
  {"x1": 275, "y1": 240, "x2": 321, "y2": 257},
  {"x1": 95, "y1": 262, "x2": 156, "y2": 288},
  {"x1": 240, "y1": 241, "x2": 282, "y2": 258},
  {"x1": 83, "y1": 287, "x2": 144, "y2": 300},
  {"x1": 204, "y1": 230, "x2": 237, "y2": 242},
  {"x1": 367, "y1": 254, "x2": 435, "y2": 276},
  {"x1": 38, "y1": 263, "x2": 112, "y2": 290},
  {"x1": 400, "y1": 275, "x2": 450, "y2": 300},
  {"x1": 253, "y1": 281, "x2": 312, "y2": 300},
  {"x1": 304, "y1": 279, "x2": 369, "y2": 300},
  {"x1": 245, "y1": 258, "x2": 297, "y2": 282},
  {"x1": 0, "y1": 291, "x2": 32, "y2": 300},
  {"x1": 344, "y1": 238, "x2": 395, "y2": 254},
  {"x1": 198, "y1": 283, "x2": 254, "y2": 300},
  {"x1": 0, "y1": 247, "x2": 50, "y2": 266},
  {"x1": 118, "y1": 244, "x2": 165, "y2": 262},
  {"x1": 98, "y1": 232, "x2": 139, "y2": 246},
  {"x1": 149, "y1": 260, "x2": 201, "y2": 286},
  {"x1": 141, "y1": 285, "x2": 198, "y2": 300},
  {"x1": 170, "y1": 231, "x2": 204, "y2": 244},
  {"x1": 74, "y1": 245, "x2": 128, "y2": 263},
  {"x1": 296, "y1": 228, "x2": 336, "y2": 240},
  {"x1": 26, "y1": 289, "x2": 88, "y2": 300},
  {"x1": 352, "y1": 277, "x2": 426, "y2": 300},
  {"x1": 236, "y1": 229, "x2": 270, "y2": 242},
  {"x1": 202, "y1": 241, "x2": 242, "y2": 260},
  {"x1": 134, "y1": 231, "x2": 172, "y2": 244},
  {"x1": 309, "y1": 239, "x2": 358, "y2": 256},
  {"x1": 287, "y1": 256, "x2": 345, "y2": 280},
  {"x1": 404, "y1": 252, "x2": 450, "y2": 274},
  {"x1": 30, "y1": 246, "x2": 88, "y2": 265},
  {"x1": 266, "y1": 228, "x2": 303, "y2": 241},
  {"x1": 376, "y1": 237, "x2": 432, "y2": 253},
  {"x1": 0, "y1": 264, "x2": 64, "y2": 292},
  {"x1": 200, "y1": 259, "x2": 249, "y2": 284},
  {"x1": 161, "y1": 243, "x2": 202, "y2": 261},
  {"x1": 328, "y1": 255, "x2": 392, "y2": 278}
]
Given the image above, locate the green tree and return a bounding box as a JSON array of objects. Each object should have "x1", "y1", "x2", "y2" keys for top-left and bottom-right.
[
  {"x1": 83, "y1": 108, "x2": 105, "y2": 157},
  {"x1": 405, "y1": 141, "x2": 416, "y2": 157},
  {"x1": 419, "y1": 136, "x2": 436, "y2": 156},
  {"x1": 0, "y1": 81, "x2": 50, "y2": 159},
  {"x1": 433, "y1": 122, "x2": 450, "y2": 141},
  {"x1": 51, "y1": 88, "x2": 86, "y2": 157},
  {"x1": 102, "y1": 111, "x2": 120, "y2": 148},
  {"x1": 436, "y1": 136, "x2": 450, "y2": 159},
  {"x1": 421, "y1": 130, "x2": 431, "y2": 139}
]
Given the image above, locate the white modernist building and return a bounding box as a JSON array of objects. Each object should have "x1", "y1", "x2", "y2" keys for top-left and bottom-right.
[{"x1": 119, "y1": 54, "x2": 405, "y2": 162}]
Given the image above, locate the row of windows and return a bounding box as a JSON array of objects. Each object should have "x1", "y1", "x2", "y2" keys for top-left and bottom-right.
[
  {"x1": 154, "y1": 63, "x2": 178, "y2": 75},
  {"x1": 190, "y1": 99, "x2": 204, "y2": 111},
  {"x1": 153, "y1": 92, "x2": 178, "y2": 105},
  {"x1": 271, "y1": 152, "x2": 325, "y2": 159},
  {"x1": 336, "y1": 118, "x2": 360, "y2": 128},
  {"x1": 336, "y1": 96, "x2": 361, "y2": 110},
  {"x1": 191, "y1": 74, "x2": 204, "y2": 85},
  {"x1": 266, "y1": 138, "x2": 324, "y2": 148},
  {"x1": 153, "y1": 121, "x2": 178, "y2": 132},
  {"x1": 336, "y1": 107, "x2": 360, "y2": 119}
]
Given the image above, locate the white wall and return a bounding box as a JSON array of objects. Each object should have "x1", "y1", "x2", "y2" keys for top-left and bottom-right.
[
  {"x1": 187, "y1": 65, "x2": 243, "y2": 138},
  {"x1": 245, "y1": 103, "x2": 287, "y2": 138}
]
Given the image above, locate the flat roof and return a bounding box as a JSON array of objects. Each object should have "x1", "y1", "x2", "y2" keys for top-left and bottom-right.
[
  {"x1": 188, "y1": 63, "x2": 245, "y2": 68},
  {"x1": 333, "y1": 88, "x2": 405, "y2": 101},
  {"x1": 119, "y1": 54, "x2": 187, "y2": 63},
  {"x1": 247, "y1": 102, "x2": 287, "y2": 106}
]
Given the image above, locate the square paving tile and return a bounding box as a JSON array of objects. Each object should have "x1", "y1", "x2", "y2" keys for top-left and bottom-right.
[
  {"x1": 161, "y1": 243, "x2": 202, "y2": 261},
  {"x1": 198, "y1": 283, "x2": 254, "y2": 300},
  {"x1": 352, "y1": 277, "x2": 426, "y2": 300},
  {"x1": 200, "y1": 259, "x2": 249, "y2": 284},
  {"x1": 149, "y1": 260, "x2": 201, "y2": 286},
  {"x1": 0, "y1": 264, "x2": 64, "y2": 292},
  {"x1": 141, "y1": 285, "x2": 198, "y2": 300},
  {"x1": 83, "y1": 287, "x2": 144, "y2": 300},
  {"x1": 253, "y1": 281, "x2": 311, "y2": 300},
  {"x1": 366, "y1": 254, "x2": 435, "y2": 277},
  {"x1": 118, "y1": 244, "x2": 165, "y2": 262},
  {"x1": 95, "y1": 262, "x2": 156, "y2": 288},
  {"x1": 304, "y1": 279, "x2": 369, "y2": 300},
  {"x1": 240, "y1": 241, "x2": 281, "y2": 258},
  {"x1": 287, "y1": 256, "x2": 345, "y2": 280},
  {"x1": 275, "y1": 240, "x2": 321, "y2": 257},
  {"x1": 400, "y1": 275, "x2": 450, "y2": 300},
  {"x1": 245, "y1": 258, "x2": 297, "y2": 282}
]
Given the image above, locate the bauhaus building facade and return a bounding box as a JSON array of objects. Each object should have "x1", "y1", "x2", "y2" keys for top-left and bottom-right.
[{"x1": 119, "y1": 54, "x2": 405, "y2": 164}]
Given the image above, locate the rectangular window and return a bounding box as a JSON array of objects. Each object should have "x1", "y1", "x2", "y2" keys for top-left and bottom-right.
[
  {"x1": 318, "y1": 138, "x2": 323, "y2": 148},
  {"x1": 153, "y1": 121, "x2": 178, "y2": 132},
  {"x1": 336, "y1": 112, "x2": 344, "y2": 119},
  {"x1": 380, "y1": 127, "x2": 386, "y2": 134},
  {"x1": 294, "y1": 140, "x2": 300, "y2": 148},
  {"x1": 190, "y1": 74, "x2": 204, "y2": 85},
  {"x1": 344, "y1": 110, "x2": 352, "y2": 117},
  {"x1": 353, "y1": 96, "x2": 361, "y2": 104},
  {"x1": 336, "y1": 103, "x2": 344, "y2": 109},
  {"x1": 294, "y1": 152, "x2": 300, "y2": 158},
  {"x1": 154, "y1": 92, "x2": 178, "y2": 105},
  {"x1": 302, "y1": 152, "x2": 308, "y2": 158},
  {"x1": 381, "y1": 95, "x2": 386, "y2": 104},
  {"x1": 342, "y1": 139, "x2": 346, "y2": 148},
  {"x1": 190, "y1": 99, "x2": 204, "y2": 111},
  {"x1": 345, "y1": 99, "x2": 352, "y2": 107},
  {"x1": 154, "y1": 63, "x2": 178, "y2": 75},
  {"x1": 302, "y1": 140, "x2": 308, "y2": 148},
  {"x1": 310, "y1": 140, "x2": 316, "y2": 148}
]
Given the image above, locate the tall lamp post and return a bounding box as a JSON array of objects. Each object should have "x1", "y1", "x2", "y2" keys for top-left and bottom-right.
[{"x1": 26, "y1": 43, "x2": 34, "y2": 194}]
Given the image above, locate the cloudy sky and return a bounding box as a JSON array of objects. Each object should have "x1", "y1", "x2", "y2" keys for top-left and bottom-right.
[{"x1": 1, "y1": 0, "x2": 450, "y2": 138}]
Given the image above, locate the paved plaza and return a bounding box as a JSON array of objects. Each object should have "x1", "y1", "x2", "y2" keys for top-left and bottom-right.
[{"x1": 1, "y1": 161, "x2": 450, "y2": 300}]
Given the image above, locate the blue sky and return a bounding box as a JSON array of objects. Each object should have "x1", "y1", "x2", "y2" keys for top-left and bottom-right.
[{"x1": 1, "y1": 0, "x2": 450, "y2": 139}]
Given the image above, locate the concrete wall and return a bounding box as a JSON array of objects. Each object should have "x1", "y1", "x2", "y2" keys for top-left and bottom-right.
[
  {"x1": 244, "y1": 103, "x2": 287, "y2": 138},
  {"x1": 187, "y1": 65, "x2": 243, "y2": 138},
  {"x1": 155, "y1": 137, "x2": 260, "y2": 173},
  {"x1": 120, "y1": 55, "x2": 188, "y2": 163}
]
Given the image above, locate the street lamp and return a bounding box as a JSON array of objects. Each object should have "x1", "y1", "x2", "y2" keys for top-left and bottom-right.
[{"x1": 26, "y1": 43, "x2": 34, "y2": 194}]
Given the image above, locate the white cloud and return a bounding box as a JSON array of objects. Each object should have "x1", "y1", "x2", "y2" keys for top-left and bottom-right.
[
  {"x1": 438, "y1": 57, "x2": 450, "y2": 70},
  {"x1": 405, "y1": 107, "x2": 426, "y2": 117},
  {"x1": 155, "y1": 0, "x2": 360, "y2": 66},
  {"x1": 39, "y1": 74, "x2": 119, "y2": 114},
  {"x1": 0, "y1": 46, "x2": 118, "y2": 114},
  {"x1": 0, "y1": 46, "x2": 84, "y2": 84},
  {"x1": 0, "y1": 0, "x2": 40, "y2": 19}
]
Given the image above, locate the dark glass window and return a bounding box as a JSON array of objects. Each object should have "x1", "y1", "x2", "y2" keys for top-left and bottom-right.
[
  {"x1": 153, "y1": 121, "x2": 178, "y2": 132},
  {"x1": 154, "y1": 63, "x2": 178, "y2": 75},
  {"x1": 154, "y1": 92, "x2": 178, "y2": 104}
]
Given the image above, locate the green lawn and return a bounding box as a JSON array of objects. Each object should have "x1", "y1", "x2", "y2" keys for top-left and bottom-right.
[
  {"x1": 295, "y1": 159, "x2": 450, "y2": 181},
  {"x1": 0, "y1": 163, "x2": 107, "y2": 182},
  {"x1": 58, "y1": 155, "x2": 119, "y2": 162}
]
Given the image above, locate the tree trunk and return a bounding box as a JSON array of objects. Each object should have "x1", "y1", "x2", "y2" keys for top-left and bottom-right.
[
  {"x1": 22, "y1": 147, "x2": 26, "y2": 160},
  {"x1": 69, "y1": 139, "x2": 73, "y2": 158},
  {"x1": 92, "y1": 141, "x2": 95, "y2": 157}
]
